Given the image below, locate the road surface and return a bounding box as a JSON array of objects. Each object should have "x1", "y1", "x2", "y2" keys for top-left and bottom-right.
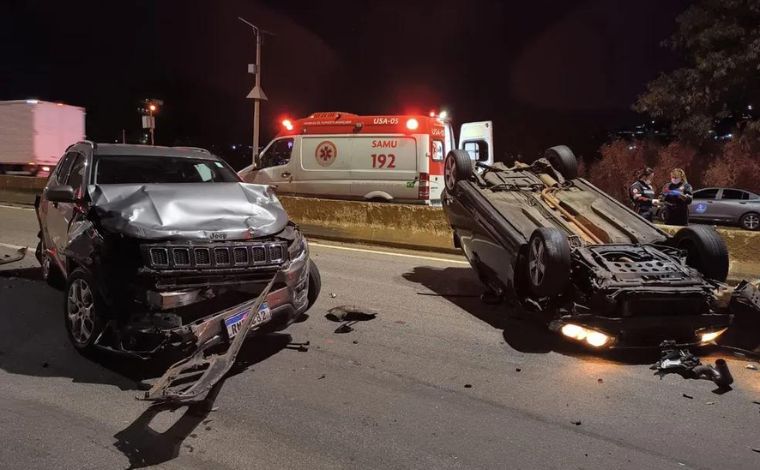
[{"x1": 1, "y1": 203, "x2": 759, "y2": 469}]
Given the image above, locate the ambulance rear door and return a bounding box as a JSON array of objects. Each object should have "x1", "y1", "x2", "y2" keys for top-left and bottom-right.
[
  {"x1": 348, "y1": 135, "x2": 419, "y2": 202},
  {"x1": 459, "y1": 121, "x2": 494, "y2": 165}
]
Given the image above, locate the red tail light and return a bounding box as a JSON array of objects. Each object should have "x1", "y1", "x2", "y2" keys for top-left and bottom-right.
[{"x1": 418, "y1": 172, "x2": 430, "y2": 200}]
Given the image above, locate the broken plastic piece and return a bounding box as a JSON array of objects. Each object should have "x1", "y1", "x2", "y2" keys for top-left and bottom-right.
[
  {"x1": 651, "y1": 341, "x2": 733, "y2": 389},
  {"x1": 0, "y1": 247, "x2": 26, "y2": 265}
]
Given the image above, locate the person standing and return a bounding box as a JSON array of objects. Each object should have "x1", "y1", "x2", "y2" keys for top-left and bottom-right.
[
  {"x1": 629, "y1": 167, "x2": 658, "y2": 221},
  {"x1": 661, "y1": 168, "x2": 693, "y2": 226}
]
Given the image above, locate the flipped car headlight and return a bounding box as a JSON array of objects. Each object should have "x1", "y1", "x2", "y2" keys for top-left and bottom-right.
[
  {"x1": 698, "y1": 328, "x2": 727, "y2": 344},
  {"x1": 560, "y1": 323, "x2": 614, "y2": 348}
]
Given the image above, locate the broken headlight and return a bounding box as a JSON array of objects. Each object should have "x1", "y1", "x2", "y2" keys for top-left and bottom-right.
[{"x1": 287, "y1": 228, "x2": 307, "y2": 260}]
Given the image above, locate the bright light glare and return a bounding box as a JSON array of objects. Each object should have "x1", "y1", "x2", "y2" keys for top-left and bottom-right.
[
  {"x1": 26, "y1": 99, "x2": 39, "y2": 104},
  {"x1": 585, "y1": 331, "x2": 610, "y2": 347},
  {"x1": 561, "y1": 324, "x2": 586, "y2": 340},
  {"x1": 439, "y1": 110, "x2": 448, "y2": 119},
  {"x1": 41, "y1": 166, "x2": 51, "y2": 172},
  {"x1": 282, "y1": 119, "x2": 294, "y2": 131},
  {"x1": 700, "y1": 328, "x2": 727, "y2": 343},
  {"x1": 149, "y1": 104, "x2": 157, "y2": 111},
  {"x1": 406, "y1": 118, "x2": 419, "y2": 130}
]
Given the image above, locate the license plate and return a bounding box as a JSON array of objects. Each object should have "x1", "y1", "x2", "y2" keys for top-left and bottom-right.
[{"x1": 224, "y1": 302, "x2": 271, "y2": 339}]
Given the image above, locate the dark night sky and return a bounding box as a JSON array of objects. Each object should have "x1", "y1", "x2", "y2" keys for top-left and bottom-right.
[{"x1": 1, "y1": 0, "x2": 688, "y2": 164}]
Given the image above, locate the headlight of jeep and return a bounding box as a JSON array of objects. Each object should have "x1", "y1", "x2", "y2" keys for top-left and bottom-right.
[{"x1": 288, "y1": 228, "x2": 307, "y2": 260}]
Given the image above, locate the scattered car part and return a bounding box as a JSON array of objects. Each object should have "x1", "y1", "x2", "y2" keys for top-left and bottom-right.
[
  {"x1": 651, "y1": 341, "x2": 733, "y2": 389},
  {"x1": 325, "y1": 306, "x2": 377, "y2": 334},
  {"x1": 0, "y1": 246, "x2": 26, "y2": 265},
  {"x1": 140, "y1": 275, "x2": 277, "y2": 404}
]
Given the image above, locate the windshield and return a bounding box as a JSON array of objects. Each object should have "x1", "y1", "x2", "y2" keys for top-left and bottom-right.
[{"x1": 94, "y1": 155, "x2": 240, "y2": 184}]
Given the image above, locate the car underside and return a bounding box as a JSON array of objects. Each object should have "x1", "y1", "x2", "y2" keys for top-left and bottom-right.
[{"x1": 441, "y1": 146, "x2": 755, "y2": 348}]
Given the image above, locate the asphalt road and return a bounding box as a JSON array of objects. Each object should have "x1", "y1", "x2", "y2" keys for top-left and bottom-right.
[{"x1": 1, "y1": 203, "x2": 760, "y2": 469}]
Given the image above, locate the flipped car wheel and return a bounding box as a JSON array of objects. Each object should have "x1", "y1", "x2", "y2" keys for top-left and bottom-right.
[
  {"x1": 526, "y1": 227, "x2": 571, "y2": 297},
  {"x1": 544, "y1": 145, "x2": 578, "y2": 180},
  {"x1": 673, "y1": 225, "x2": 729, "y2": 282},
  {"x1": 307, "y1": 260, "x2": 321, "y2": 309},
  {"x1": 740, "y1": 212, "x2": 760, "y2": 231},
  {"x1": 444, "y1": 149, "x2": 474, "y2": 192},
  {"x1": 64, "y1": 268, "x2": 105, "y2": 354}
]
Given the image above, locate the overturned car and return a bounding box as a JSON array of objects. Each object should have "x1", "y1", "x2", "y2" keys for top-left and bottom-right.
[
  {"x1": 442, "y1": 146, "x2": 756, "y2": 348},
  {"x1": 36, "y1": 142, "x2": 320, "y2": 359}
]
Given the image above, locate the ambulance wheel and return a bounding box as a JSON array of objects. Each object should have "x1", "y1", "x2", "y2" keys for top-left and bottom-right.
[
  {"x1": 673, "y1": 225, "x2": 729, "y2": 282},
  {"x1": 544, "y1": 145, "x2": 578, "y2": 180},
  {"x1": 526, "y1": 227, "x2": 571, "y2": 297},
  {"x1": 444, "y1": 150, "x2": 474, "y2": 192}
]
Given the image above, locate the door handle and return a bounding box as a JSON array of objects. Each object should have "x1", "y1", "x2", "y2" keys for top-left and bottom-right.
[{"x1": 281, "y1": 172, "x2": 291, "y2": 178}]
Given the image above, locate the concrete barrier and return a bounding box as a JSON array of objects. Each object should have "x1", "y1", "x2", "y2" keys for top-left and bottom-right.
[{"x1": 0, "y1": 176, "x2": 757, "y2": 279}]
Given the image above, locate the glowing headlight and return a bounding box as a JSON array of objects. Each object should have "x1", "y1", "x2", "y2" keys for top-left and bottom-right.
[
  {"x1": 699, "y1": 328, "x2": 727, "y2": 344},
  {"x1": 560, "y1": 323, "x2": 613, "y2": 348}
]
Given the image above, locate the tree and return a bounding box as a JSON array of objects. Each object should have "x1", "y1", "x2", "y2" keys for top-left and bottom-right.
[{"x1": 634, "y1": 0, "x2": 760, "y2": 143}]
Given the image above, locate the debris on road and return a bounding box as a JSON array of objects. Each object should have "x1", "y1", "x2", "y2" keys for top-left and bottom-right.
[
  {"x1": 651, "y1": 341, "x2": 734, "y2": 390},
  {"x1": 0, "y1": 246, "x2": 27, "y2": 266},
  {"x1": 317, "y1": 374, "x2": 326, "y2": 380},
  {"x1": 330, "y1": 292, "x2": 337, "y2": 298},
  {"x1": 571, "y1": 420, "x2": 582, "y2": 426},
  {"x1": 705, "y1": 401, "x2": 715, "y2": 405},
  {"x1": 326, "y1": 306, "x2": 377, "y2": 334},
  {"x1": 682, "y1": 393, "x2": 694, "y2": 399},
  {"x1": 464, "y1": 384, "x2": 472, "y2": 388},
  {"x1": 746, "y1": 363, "x2": 758, "y2": 371}
]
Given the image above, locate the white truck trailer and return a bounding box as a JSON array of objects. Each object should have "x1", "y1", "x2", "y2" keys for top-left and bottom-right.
[{"x1": 0, "y1": 100, "x2": 85, "y2": 177}]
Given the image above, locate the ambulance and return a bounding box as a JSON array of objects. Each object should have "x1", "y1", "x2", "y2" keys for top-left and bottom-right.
[{"x1": 238, "y1": 112, "x2": 493, "y2": 204}]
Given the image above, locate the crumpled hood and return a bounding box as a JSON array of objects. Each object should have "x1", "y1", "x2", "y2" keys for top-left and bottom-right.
[{"x1": 89, "y1": 183, "x2": 288, "y2": 240}]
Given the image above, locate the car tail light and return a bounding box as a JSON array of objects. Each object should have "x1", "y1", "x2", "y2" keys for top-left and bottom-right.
[{"x1": 418, "y1": 172, "x2": 430, "y2": 200}]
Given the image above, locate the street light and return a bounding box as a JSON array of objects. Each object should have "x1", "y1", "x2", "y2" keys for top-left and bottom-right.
[
  {"x1": 139, "y1": 99, "x2": 163, "y2": 145},
  {"x1": 239, "y1": 17, "x2": 274, "y2": 166}
]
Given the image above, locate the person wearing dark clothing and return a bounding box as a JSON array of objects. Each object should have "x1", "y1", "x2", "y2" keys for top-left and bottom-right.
[
  {"x1": 661, "y1": 168, "x2": 693, "y2": 226},
  {"x1": 630, "y1": 167, "x2": 658, "y2": 221}
]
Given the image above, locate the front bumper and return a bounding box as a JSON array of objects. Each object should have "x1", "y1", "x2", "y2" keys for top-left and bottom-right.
[{"x1": 549, "y1": 312, "x2": 732, "y2": 349}]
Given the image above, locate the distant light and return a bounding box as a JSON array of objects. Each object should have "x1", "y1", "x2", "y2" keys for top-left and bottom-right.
[
  {"x1": 41, "y1": 166, "x2": 51, "y2": 172},
  {"x1": 651, "y1": 120, "x2": 655, "y2": 124},
  {"x1": 282, "y1": 119, "x2": 294, "y2": 131},
  {"x1": 727, "y1": 133, "x2": 733, "y2": 138},
  {"x1": 56, "y1": 103, "x2": 64, "y2": 106},
  {"x1": 429, "y1": 111, "x2": 436, "y2": 117},
  {"x1": 232, "y1": 144, "x2": 237, "y2": 150},
  {"x1": 438, "y1": 110, "x2": 448, "y2": 120},
  {"x1": 748, "y1": 104, "x2": 753, "y2": 110},
  {"x1": 149, "y1": 104, "x2": 157, "y2": 112},
  {"x1": 406, "y1": 118, "x2": 419, "y2": 130},
  {"x1": 25, "y1": 99, "x2": 39, "y2": 104}
]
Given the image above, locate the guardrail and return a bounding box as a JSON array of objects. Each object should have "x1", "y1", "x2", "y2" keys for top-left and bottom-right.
[{"x1": 1, "y1": 176, "x2": 757, "y2": 280}]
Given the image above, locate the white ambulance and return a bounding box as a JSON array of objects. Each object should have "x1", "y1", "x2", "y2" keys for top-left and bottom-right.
[{"x1": 238, "y1": 112, "x2": 493, "y2": 204}]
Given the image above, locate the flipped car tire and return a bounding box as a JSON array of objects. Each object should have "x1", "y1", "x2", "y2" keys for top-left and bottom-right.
[
  {"x1": 526, "y1": 227, "x2": 572, "y2": 297},
  {"x1": 307, "y1": 260, "x2": 321, "y2": 309},
  {"x1": 673, "y1": 225, "x2": 729, "y2": 282},
  {"x1": 64, "y1": 268, "x2": 105, "y2": 354},
  {"x1": 740, "y1": 212, "x2": 760, "y2": 231},
  {"x1": 444, "y1": 149, "x2": 474, "y2": 192},
  {"x1": 544, "y1": 145, "x2": 578, "y2": 180}
]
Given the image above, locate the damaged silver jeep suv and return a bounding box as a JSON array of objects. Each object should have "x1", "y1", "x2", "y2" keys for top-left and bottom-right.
[{"x1": 35, "y1": 142, "x2": 320, "y2": 358}]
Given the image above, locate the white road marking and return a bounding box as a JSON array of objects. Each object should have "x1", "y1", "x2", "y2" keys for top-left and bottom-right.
[
  {"x1": 0, "y1": 204, "x2": 34, "y2": 211},
  {"x1": 0, "y1": 242, "x2": 28, "y2": 251},
  {"x1": 309, "y1": 241, "x2": 469, "y2": 265}
]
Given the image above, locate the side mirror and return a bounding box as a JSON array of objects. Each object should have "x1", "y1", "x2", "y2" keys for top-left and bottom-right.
[{"x1": 46, "y1": 185, "x2": 76, "y2": 203}]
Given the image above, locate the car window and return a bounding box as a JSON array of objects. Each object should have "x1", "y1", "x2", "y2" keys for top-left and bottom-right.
[
  {"x1": 65, "y1": 154, "x2": 87, "y2": 194},
  {"x1": 95, "y1": 155, "x2": 239, "y2": 184},
  {"x1": 693, "y1": 188, "x2": 719, "y2": 200},
  {"x1": 432, "y1": 140, "x2": 444, "y2": 161},
  {"x1": 259, "y1": 138, "x2": 294, "y2": 168},
  {"x1": 721, "y1": 189, "x2": 747, "y2": 200},
  {"x1": 463, "y1": 140, "x2": 489, "y2": 162}
]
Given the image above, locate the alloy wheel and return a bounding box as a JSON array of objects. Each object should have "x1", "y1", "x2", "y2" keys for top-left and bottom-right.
[
  {"x1": 743, "y1": 214, "x2": 759, "y2": 230},
  {"x1": 67, "y1": 279, "x2": 96, "y2": 346},
  {"x1": 529, "y1": 238, "x2": 546, "y2": 286},
  {"x1": 444, "y1": 155, "x2": 457, "y2": 191}
]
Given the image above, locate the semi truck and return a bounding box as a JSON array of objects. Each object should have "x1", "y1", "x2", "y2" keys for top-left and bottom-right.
[{"x1": 0, "y1": 100, "x2": 85, "y2": 177}]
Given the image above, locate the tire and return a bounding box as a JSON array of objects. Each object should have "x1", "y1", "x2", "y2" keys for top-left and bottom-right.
[
  {"x1": 543, "y1": 145, "x2": 578, "y2": 180},
  {"x1": 64, "y1": 268, "x2": 105, "y2": 354},
  {"x1": 307, "y1": 260, "x2": 321, "y2": 309},
  {"x1": 444, "y1": 149, "x2": 474, "y2": 192},
  {"x1": 37, "y1": 240, "x2": 64, "y2": 289},
  {"x1": 673, "y1": 225, "x2": 729, "y2": 282},
  {"x1": 740, "y1": 212, "x2": 760, "y2": 231},
  {"x1": 526, "y1": 227, "x2": 572, "y2": 297}
]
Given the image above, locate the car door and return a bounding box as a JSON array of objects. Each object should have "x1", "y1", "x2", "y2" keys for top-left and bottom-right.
[
  {"x1": 459, "y1": 121, "x2": 494, "y2": 165},
  {"x1": 718, "y1": 189, "x2": 755, "y2": 224},
  {"x1": 46, "y1": 152, "x2": 87, "y2": 268},
  {"x1": 689, "y1": 188, "x2": 720, "y2": 222},
  {"x1": 241, "y1": 138, "x2": 295, "y2": 193},
  {"x1": 41, "y1": 152, "x2": 77, "y2": 254}
]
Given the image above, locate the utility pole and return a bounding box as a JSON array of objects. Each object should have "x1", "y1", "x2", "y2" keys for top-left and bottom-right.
[
  {"x1": 122, "y1": 129, "x2": 126, "y2": 143},
  {"x1": 238, "y1": 17, "x2": 271, "y2": 166}
]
